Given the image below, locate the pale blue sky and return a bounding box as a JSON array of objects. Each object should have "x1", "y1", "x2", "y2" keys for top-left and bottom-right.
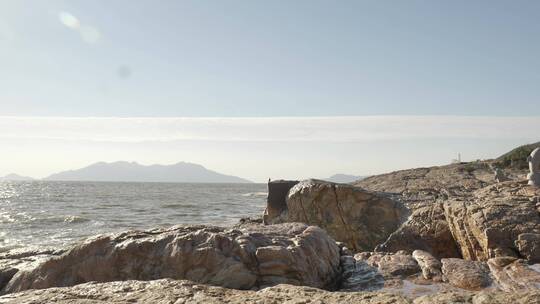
[
  {"x1": 1, "y1": 1, "x2": 540, "y2": 181},
  {"x1": 1, "y1": 0, "x2": 539, "y2": 116}
]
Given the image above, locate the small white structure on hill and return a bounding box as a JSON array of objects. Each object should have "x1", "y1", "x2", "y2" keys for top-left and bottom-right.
[{"x1": 527, "y1": 147, "x2": 540, "y2": 187}]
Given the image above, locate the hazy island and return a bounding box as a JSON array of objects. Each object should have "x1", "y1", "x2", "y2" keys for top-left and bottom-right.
[
  {"x1": 42, "y1": 161, "x2": 253, "y2": 183},
  {"x1": 0, "y1": 173, "x2": 34, "y2": 182}
]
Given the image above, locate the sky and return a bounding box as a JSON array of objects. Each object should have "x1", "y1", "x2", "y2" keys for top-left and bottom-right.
[{"x1": 1, "y1": 1, "x2": 539, "y2": 182}]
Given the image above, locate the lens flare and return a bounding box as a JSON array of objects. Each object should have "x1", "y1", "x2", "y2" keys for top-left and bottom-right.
[{"x1": 58, "y1": 12, "x2": 80, "y2": 29}]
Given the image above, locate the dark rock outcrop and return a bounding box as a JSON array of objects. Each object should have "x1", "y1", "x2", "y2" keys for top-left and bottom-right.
[{"x1": 262, "y1": 180, "x2": 299, "y2": 224}]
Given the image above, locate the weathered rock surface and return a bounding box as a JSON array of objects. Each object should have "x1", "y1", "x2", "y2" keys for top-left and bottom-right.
[
  {"x1": 355, "y1": 162, "x2": 495, "y2": 258},
  {"x1": 340, "y1": 250, "x2": 540, "y2": 297},
  {"x1": 355, "y1": 162, "x2": 540, "y2": 263},
  {"x1": 516, "y1": 233, "x2": 540, "y2": 263},
  {"x1": 0, "y1": 279, "x2": 410, "y2": 304},
  {"x1": 2, "y1": 278, "x2": 540, "y2": 304},
  {"x1": 0, "y1": 247, "x2": 63, "y2": 291},
  {"x1": 440, "y1": 258, "x2": 492, "y2": 290},
  {"x1": 272, "y1": 179, "x2": 407, "y2": 252},
  {"x1": 354, "y1": 162, "x2": 496, "y2": 209},
  {"x1": 487, "y1": 257, "x2": 540, "y2": 291},
  {"x1": 376, "y1": 202, "x2": 461, "y2": 259},
  {"x1": 414, "y1": 290, "x2": 540, "y2": 304},
  {"x1": 3, "y1": 223, "x2": 341, "y2": 293},
  {"x1": 444, "y1": 181, "x2": 540, "y2": 261}
]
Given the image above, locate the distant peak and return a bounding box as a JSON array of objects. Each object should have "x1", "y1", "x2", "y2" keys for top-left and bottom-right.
[
  {"x1": 0, "y1": 173, "x2": 34, "y2": 181},
  {"x1": 44, "y1": 160, "x2": 251, "y2": 183}
]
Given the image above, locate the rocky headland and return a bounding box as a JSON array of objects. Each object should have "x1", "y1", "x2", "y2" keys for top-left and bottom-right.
[{"x1": 2, "y1": 145, "x2": 540, "y2": 303}]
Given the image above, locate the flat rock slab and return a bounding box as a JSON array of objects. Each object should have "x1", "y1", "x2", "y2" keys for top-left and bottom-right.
[
  {"x1": 0, "y1": 279, "x2": 409, "y2": 304},
  {"x1": 2, "y1": 223, "x2": 341, "y2": 293},
  {"x1": 2, "y1": 279, "x2": 540, "y2": 304}
]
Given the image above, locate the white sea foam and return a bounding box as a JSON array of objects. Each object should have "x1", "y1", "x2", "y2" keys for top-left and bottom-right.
[{"x1": 241, "y1": 192, "x2": 268, "y2": 197}]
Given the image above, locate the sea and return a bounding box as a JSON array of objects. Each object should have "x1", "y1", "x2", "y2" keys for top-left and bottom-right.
[{"x1": 0, "y1": 181, "x2": 267, "y2": 252}]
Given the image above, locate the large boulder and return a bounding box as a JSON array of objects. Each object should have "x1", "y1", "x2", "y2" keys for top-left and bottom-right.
[
  {"x1": 270, "y1": 179, "x2": 407, "y2": 252},
  {"x1": 3, "y1": 223, "x2": 341, "y2": 293},
  {"x1": 443, "y1": 181, "x2": 540, "y2": 261}
]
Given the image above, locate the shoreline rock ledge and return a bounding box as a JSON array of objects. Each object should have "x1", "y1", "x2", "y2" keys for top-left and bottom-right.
[{"x1": 2, "y1": 223, "x2": 341, "y2": 294}]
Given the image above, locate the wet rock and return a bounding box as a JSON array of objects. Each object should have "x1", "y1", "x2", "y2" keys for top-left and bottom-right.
[
  {"x1": 341, "y1": 250, "x2": 540, "y2": 298},
  {"x1": 365, "y1": 252, "x2": 421, "y2": 278},
  {"x1": 441, "y1": 258, "x2": 492, "y2": 290},
  {"x1": 3, "y1": 223, "x2": 341, "y2": 294},
  {"x1": 339, "y1": 255, "x2": 384, "y2": 291},
  {"x1": 277, "y1": 179, "x2": 407, "y2": 252}
]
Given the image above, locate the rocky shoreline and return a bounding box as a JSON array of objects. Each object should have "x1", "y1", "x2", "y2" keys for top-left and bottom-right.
[{"x1": 1, "y1": 159, "x2": 540, "y2": 303}]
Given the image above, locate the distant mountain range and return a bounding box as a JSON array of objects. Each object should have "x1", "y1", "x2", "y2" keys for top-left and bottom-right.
[
  {"x1": 322, "y1": 174, "x2": 365, "y2": 183},
  {"x1": 0, "y1": 173, "x2": 34, "y2": 181},
  {"x1": 41, "y1": 161, "x2": 252, "y2": 183}
]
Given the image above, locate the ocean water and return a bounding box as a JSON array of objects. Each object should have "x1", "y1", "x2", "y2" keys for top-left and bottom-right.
[{"x1": 0, "y1": 181, "x2": 267, "y2": 252}]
